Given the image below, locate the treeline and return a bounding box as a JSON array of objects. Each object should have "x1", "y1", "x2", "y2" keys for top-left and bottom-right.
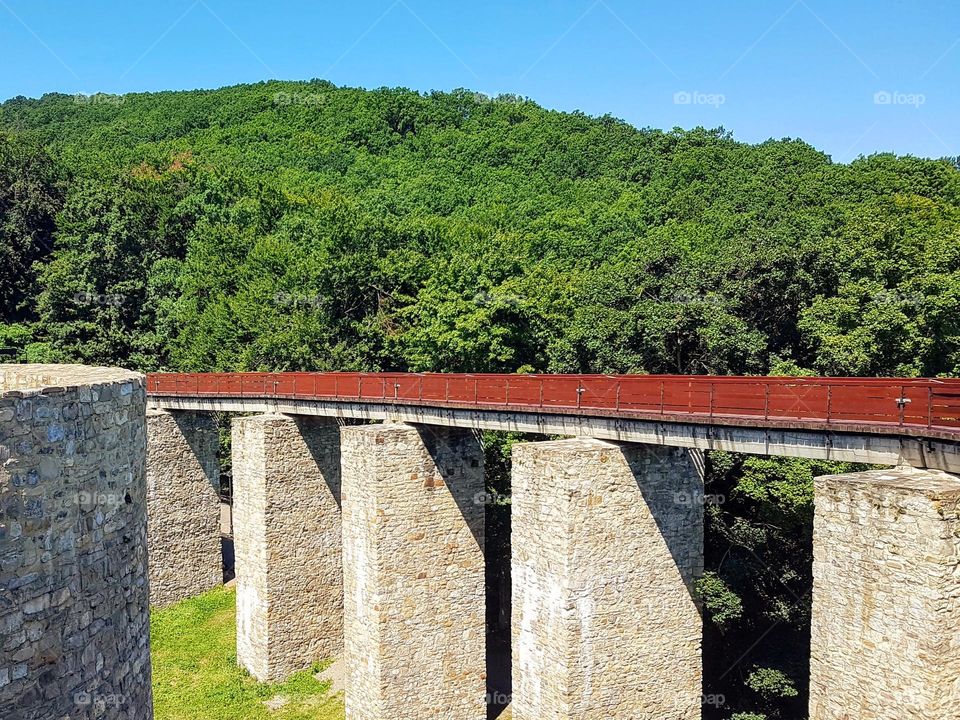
[{"x1": 2, "y1": 80, "x2": 959, "y2": 718}]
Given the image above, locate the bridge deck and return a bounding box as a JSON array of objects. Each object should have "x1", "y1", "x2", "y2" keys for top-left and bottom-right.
[
  {"x1": 145, "y1": 372, "x2": 960, "y2": 473},
  {"x1": 147, "y1": 372, "x2": 960, "y2": 435}
]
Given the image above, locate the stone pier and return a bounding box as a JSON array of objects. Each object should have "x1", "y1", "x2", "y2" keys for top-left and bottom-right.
[
  {"x1": 232, "y1": 414, "x2": 343, "y2": 682},
  {"x1": 810, "y1": 467, "x2": 960, "y2": 719},
  {"x1": 145, "y1": 409, "x2": 222, "y2": 607},
  {"x1": 511, "y1": 438, "x2": 703, "y2": 719},
  {"x1": 0, "y1": 364, "x2": 152, "y2": 720},
  {"x1": 341, "y1": 423, "x2": 485, "y2": 720}
]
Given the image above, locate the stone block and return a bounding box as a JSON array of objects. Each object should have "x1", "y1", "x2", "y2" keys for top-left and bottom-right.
[
  {"x1": 810, "y1": 466, "x2": 960, "y2": 719},
  {"x1": 511, "y1": 438, "x2": 703, "y2": 720},
  {"x1": 146, "y1": 409, "x2": 222, "y2": 607},
  {"x1": 233, "y1": 414, "x2": 343, "y2": 682},
  {"x1": 341, "y1": 423, "x2": 485, "y2": 720},
  {"x1": 0, "y1": 364, "x2": 152, "y2": 720}
]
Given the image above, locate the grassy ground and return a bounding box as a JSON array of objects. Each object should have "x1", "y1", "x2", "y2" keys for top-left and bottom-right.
[{"x1": 150, "y1": 586, "x2": 344, "y2": 720}]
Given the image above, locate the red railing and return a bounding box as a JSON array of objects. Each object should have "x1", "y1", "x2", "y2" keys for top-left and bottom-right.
[{"x1": 145, "y1": 372, "x2": 960, "y2": 438}]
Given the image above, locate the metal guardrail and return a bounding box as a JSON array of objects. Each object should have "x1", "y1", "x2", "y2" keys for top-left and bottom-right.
[{"x1": 146, "y1": 372, "x2": 960, "y2": 438}]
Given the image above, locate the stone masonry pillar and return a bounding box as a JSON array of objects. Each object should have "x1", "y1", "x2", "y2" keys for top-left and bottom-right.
[
  {"x1": 809, "y1": 467, "x2": 960, "y2": 719},
  {"x1": 341, "y1": 423, "x2": 485, "y2": 720},
  {"x1": 145, "y1": 409, "x2": 222, "y2": 607},
  {"x1": 0, "y1": 364, "x2": 152, "y2": 720},
  {"x1": 232, "y1": 414, "x2": 343, "y2": 682},
  {"x1": 512, "y1": 438, "x2": 703, "y2": 720}
]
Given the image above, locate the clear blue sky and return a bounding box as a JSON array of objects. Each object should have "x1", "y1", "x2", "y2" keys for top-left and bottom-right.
[{"x1": 1, "y1": 0, "x2": 957, "y2": 161}]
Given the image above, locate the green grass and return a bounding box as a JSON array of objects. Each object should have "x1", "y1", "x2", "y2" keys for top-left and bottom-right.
[{"x1": 150, "y1": 587, "x2": 344, "y2": 720}]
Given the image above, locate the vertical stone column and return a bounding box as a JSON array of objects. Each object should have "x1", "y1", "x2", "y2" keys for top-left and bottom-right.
[
  {"x1": 341, "y1": 423, "x2": 485, "y2": 720},
  {"x1": 232, "y1": 414, "x2": 343, "y2": 682},
  {"x1": 810, "y1": 467, "x2": 960, "y2": 719},
  {"x1": 145, "y1": 409, "x2": 222, "y2": 607},
  {"x1": 511, "y1": 438, "x2": 703, "y2": 720},
  {"x1": 0, "y1": 364, "x2": 152, "y2": 720}
]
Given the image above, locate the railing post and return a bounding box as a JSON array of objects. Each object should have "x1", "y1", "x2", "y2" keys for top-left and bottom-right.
[
  {"x1": 709, "y1": 381, "x2": 715, "y2": 419},
  {"x1": 616, "y1": 380, "x2": 621, "y2": 411},
  {"x1": 659, "y1": 380, "x2": 665, "y2": 415},
  {"x1": 928, "y1": 386, "x2": 934, "y2": 428},
  {"x1": 539, "y1": 377, "x2": 544, "y2": 407},
  {"x1": 826, "y1": 384, "x2": 833, "y2": 424},
  {"x1": 764, "y1": 383, "x2": 770, "y2": 420}
]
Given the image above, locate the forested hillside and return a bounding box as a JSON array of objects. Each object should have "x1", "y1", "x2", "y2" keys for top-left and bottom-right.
[{"x1": 2, "y1": 80, "x2": 958, "y2": 719}]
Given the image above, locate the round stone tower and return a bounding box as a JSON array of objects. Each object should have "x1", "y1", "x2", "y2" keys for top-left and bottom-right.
[{"x1": 0, "y1": 365, "x2": 152, "y2": 720}]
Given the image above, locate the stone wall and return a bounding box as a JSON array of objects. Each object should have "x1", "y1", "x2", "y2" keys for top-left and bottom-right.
[
  {"x1": 0, "y1": 364, "x2": 152, "y2": 720},
  {"x1": 232, "y1": 414, "x2": 343, "y2": 682},
  {"x1": 145, "y1": 409, "x2": 222, "y2": 607},
  {"x1": 341, "y1": 423, "x2": 486, "y2": 720},
  {"x1": 511, "y1": 438, "x2": 703, "y2": 719},
  {"x1": 810, "y1": 466, "x2": 960, "y2": 719}
]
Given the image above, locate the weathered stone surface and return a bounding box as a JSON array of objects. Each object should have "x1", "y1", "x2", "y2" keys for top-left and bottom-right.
[
  {"x1": 511, "y1": 438, "x2": 703, "y2": 720},
  {"x1": 233, "y1": 414, "x2": 343, "y2": 682},
  {"x1": 146, "y1": 409, "x2": 221, "y2": 607},
  {"x1": 341, "y1": 423, "x2": 485, "y2": 720},
  {"x1": 810, "y1": 466, "x2": 960, "y2": 719},
  {"x1": 0, "y1": 364, "x2": 152, "y2": 720}
]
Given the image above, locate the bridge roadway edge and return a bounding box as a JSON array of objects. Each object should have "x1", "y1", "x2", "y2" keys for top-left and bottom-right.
[{"x1": 145, "y1": 396, "x2": 960, "y2": 474}]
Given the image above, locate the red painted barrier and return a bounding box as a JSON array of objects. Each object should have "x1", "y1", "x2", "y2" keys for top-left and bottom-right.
[{"x1": 145, "y1": 372, "x2": 960, "y2": 438}]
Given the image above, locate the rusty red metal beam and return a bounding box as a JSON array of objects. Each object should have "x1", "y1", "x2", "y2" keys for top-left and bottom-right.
[{"x1": 145, "y1": 372, "x2": 960, "y2": 439}]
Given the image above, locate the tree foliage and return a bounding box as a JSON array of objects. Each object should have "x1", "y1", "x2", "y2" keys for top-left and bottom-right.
[{"x1": 2, "y1": 81, "x2": 958, "y2": 718}]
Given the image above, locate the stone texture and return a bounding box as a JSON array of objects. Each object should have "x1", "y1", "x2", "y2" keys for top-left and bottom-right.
[
  {"x1": 0, "y1": 364, "x2": 152, "y2": 720},
  {"x1": 810, "y1": 466, "x2": 960, "y2": 719},
  {"x1": 341, "y1": 423, "x2": 485, "y2": 720},
  {"x1": 233, "y1": 414, "x2": 343, "y2": 682},
  {"x1": 511, "y1": 438, "x2": 703, "y2": 720},
  {"x1": 146, "y1": 409, "x2": 221, "y2": 607}
]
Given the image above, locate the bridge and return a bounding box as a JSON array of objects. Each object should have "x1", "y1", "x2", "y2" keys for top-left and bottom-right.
[
  {"x1": 147, "y1": 372, "x2": 960, "y2": 472},
  {"x1": 3, "y1": 365, "x2": 959, "y2": 720}
]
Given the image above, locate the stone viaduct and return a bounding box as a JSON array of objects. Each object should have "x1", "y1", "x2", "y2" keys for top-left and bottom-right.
[{"x1": 2, "y1": 366, "x2": 960, "y2": 719}]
